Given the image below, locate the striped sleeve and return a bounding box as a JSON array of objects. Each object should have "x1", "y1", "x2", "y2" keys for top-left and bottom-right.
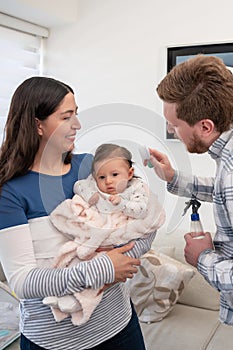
[
  {"x1": 198, "y1": 249, "x2": 233, "y2": 315},
  {"x1": 222, "y1": 172, "x2": 233, "y2": 228},
  {"x1": 198, "y1": 247, "x2": 233, "y2": 293},
  {"x1": 23, "y1": 254, "x2": 114, "y2": 299},
  {"x1": 167, "y1": 170, "x2": 214, "y2": 202},
  {"x1": 124, "y1": 231, "x2": 157, "y2": 259}
]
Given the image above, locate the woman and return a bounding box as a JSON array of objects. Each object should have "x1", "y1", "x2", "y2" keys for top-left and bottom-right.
[{"x1": 0, "y1": 77, "x2": 155, "y2": 350}]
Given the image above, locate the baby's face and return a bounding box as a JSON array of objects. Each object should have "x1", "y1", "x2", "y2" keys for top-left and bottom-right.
[{"x1": 94, "y1": 158, "x2": 134, "y2": 195}]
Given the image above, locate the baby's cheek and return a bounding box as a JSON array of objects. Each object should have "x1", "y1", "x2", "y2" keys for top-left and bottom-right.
[{"x1": 116, "y1": 179, "x2": 128, "y2": 193}]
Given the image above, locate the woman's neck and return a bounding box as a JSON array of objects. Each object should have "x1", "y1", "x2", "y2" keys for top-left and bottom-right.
[{"x1": 32, "y1": 150, "x2": 70, "y2": 176}]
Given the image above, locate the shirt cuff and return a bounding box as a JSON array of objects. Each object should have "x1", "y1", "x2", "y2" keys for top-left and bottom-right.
[
  {"x1": 196, "y1": 248, "x2": 215, "y2": 275},
  {"x1": 167, "y1": 170, "x2": 179, "y2": 191}
]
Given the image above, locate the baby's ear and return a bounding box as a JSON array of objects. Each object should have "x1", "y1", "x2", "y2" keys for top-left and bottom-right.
[{"x1": 128, "y1": 167, "x2": 134, "y2": 179}]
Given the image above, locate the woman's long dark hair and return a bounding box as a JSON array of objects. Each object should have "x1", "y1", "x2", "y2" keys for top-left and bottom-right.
[{"x1": 0, "y1": 76, "x2": 74, "y2": 190}]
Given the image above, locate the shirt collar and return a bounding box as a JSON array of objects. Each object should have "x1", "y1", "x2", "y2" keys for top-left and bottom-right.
[{"x1": 208, "y1": 129, "x2": 233, "y2": 159}]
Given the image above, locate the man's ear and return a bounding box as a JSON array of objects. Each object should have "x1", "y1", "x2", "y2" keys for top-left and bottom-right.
[
  {"x1": 199, "y1": 119, "x2": 215, "y2": 136},
  {"x1": 128, "y1": 167, "x2": 134, "y2": 180},
  {"x1": 35, "y1": 118, "x2": 43, "y2": 136}
]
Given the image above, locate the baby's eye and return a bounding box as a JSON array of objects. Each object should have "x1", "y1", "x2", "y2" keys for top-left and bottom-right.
[
  {"x1": 113, "y1": 173, "x2": 119, "y2": 177},
  {"x1": 99, "y1": 175, "x2": 105, "y2": 180}
]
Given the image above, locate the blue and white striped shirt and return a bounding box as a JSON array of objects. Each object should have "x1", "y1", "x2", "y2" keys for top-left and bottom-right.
[{"x1": 167, "y1": 129, "x2": 233, "y2": 325}]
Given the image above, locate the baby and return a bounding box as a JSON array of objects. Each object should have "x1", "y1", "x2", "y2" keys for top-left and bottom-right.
[{"x1": 43, "y1": 143, "x2": 165, "y2": 325}]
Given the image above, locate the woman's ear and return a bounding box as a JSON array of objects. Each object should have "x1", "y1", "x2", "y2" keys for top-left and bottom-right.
[
  {"x1": 128, "y1": 167, "x2": 134, "y2": 180},
  {"x1": 35, "y1": 118, "x2": 43, "y2": 136}
]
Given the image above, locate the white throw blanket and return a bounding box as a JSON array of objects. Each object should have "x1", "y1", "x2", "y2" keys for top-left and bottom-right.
[{"x1": 43, "y1": 178, "x2": 165, "y2": 325}]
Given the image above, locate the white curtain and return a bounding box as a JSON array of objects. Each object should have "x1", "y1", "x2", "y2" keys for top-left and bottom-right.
[{"x1": 0, "y1": 13, "x2": 49, "y2": 143}]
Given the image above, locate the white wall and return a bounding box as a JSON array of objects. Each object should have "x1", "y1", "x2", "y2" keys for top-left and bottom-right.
[
  {"x1": 44, "y1": 0, "x2": 229, "y2": 163},
  {"x1": 43, "y1": 0, "x2": 232, "y2": 234},
  {"x1": 3, "y1": 0, "x2": 231, "y2": 234}
]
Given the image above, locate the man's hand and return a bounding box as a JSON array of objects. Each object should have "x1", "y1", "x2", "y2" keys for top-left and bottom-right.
[
  {"x1": 148, "y1": 148, "x2": 175, "y2": 183},
  {"x1": 106, "y1": 242, "x2": 140, "y2": 282},
  {"x1": 184, "y1": 232, "x2": 214, "y2": 267}
]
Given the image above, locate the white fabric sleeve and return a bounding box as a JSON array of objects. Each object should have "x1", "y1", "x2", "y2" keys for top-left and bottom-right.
[
  {"x1": 120, "y1": 180, "x2": 149, "y2": 219},
  {"x1": 0, "y1": 224, "x2": 37, "y2": 297},
  {"x1": 0, "y1": 224, "x2": 114, "y2": 299}
]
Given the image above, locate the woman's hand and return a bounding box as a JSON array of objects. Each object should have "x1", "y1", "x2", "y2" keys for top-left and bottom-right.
[
  {"x1": 96, "y1": 245, "x2": 114, "y2": 252},
  {"x1": 106, "y1": 242, "x2": 140, "y2": 282},
  {"x1": 148, "y1": 148, "x2": 175, "y2": 183}
]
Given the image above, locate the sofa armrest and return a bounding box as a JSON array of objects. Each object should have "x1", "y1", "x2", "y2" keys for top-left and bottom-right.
[{"x1": 0, "y1": 262, "x2": 6, "y2": 282}]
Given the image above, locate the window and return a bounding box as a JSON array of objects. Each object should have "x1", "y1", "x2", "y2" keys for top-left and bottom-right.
[
  {"x1": 0, "y1": 13, "x2": 49, "y2": 143},
  {"x1": 167, "y1": 42, "x2": 233, "y2": 72},
  {"x1": 165, "y1": 42, "x2": 233, "y2": 139}
]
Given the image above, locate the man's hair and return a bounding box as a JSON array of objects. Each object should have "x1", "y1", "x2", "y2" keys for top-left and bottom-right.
[{"x1": 156, "y1": 54, "x2": 233, "y2": 132}]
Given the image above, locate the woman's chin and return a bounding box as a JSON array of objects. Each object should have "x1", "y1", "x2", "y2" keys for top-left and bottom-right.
[{"x1": 67, "y1": 143, "x2": 75, "y2": 152}]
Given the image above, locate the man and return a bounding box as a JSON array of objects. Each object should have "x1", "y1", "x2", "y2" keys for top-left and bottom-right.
[{"x1": 149, "y1": 54, "x2": 233, "y2": 325}]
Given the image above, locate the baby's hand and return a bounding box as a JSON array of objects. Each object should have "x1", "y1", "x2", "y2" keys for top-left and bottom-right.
[
  {"x1": 109, "y1": 195, "x2": 121, "y2": 205},
  {"x1": 88, "y1": 192, "x2": 100, "y2": 206}
]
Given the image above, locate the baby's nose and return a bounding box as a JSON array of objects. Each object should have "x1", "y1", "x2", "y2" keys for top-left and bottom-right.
[{"x1": 105, "y1": 177, "x2": 112, "y2": 184}]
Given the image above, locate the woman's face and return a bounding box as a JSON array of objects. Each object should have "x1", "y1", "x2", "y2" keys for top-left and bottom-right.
[{"x1": 37, "y1": 92, "x2": 81, "y2": 153}]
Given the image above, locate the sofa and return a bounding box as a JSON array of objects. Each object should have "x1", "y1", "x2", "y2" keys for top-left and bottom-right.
[
  {"x1": 1, "y1": 226, "x2": 232, "y2": 350},
  {"x1": 0, "y1": 267, "x2": 20, "y2": 350},
  {"x1": 130, "y1": 225, "x2": 233, "y2": 350}
]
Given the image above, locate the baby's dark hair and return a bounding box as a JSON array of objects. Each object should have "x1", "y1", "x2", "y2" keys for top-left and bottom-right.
[{"x1": 91, "y1": 143, "x2": 133, "y2": 174}]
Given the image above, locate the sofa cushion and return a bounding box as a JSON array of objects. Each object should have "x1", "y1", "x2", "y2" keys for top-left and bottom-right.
[
  {"x1": 177, "y1": 264, "x2": 220, "y2": 310},
  {"x1": 152, "y1": 227, "x2": 220, "y2": 311},
  {"x1": 206, "y1": 322, "x2": 233, "y2": 350},
  {"x1": 0, "y1": 263, "x2": 6, "y2": 282},
  {"x1": 140, "y1": 304, "x2": 220, "y2": 350},
  {"x1": 128, "y1": 249, "x2": 194, "y2": 322}
]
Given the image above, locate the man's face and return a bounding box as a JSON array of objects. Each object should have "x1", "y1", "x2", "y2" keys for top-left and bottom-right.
[{"x1": 164, "y1": 102, "x2": 209, "y2": 153}]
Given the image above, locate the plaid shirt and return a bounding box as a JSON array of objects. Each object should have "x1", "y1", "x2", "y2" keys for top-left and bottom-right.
[{"x1": 167, "y1": 129, "x2": 233, "y2": 325}]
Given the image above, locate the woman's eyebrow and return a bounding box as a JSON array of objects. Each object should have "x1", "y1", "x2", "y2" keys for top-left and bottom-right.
[{"x1": 61, "y1": 106, "x2": 78, "y2": 115}]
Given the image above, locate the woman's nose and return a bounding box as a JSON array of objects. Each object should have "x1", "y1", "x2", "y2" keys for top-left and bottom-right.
[{"x1": 72, "y1": 115, "x2": 81, "y2": 130}]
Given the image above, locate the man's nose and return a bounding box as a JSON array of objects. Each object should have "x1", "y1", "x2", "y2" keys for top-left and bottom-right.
[{"x1": 167, "y1": 122, "x2": 175, "y2": 134}]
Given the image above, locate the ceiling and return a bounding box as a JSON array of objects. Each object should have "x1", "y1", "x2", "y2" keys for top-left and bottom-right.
[{"x1": 0, "y1": 0, "x2": 79, "y2": 28}]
